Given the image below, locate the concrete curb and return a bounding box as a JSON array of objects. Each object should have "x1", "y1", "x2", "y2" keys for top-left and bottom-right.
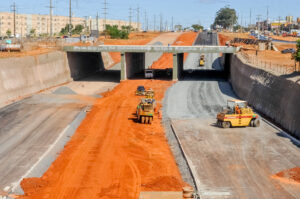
[
  {"x1": 9, "y1": 107, "x2": 88, "y2": 195},
  {"x1": 170, "y1": 121, "x2": 200, "y2": 199}
]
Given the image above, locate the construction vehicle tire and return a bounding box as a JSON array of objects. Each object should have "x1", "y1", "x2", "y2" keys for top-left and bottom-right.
[
  {"x1": 250, "y1": 120, "x2": 254, "y2": 127},
  {"x1": 149, "y1": 117, "x2": 153, "y2": 124},
  {"x1": 145, "y1": 116, "x2": 149, "y2": 124},
  {"x1": 141, "y1": 116, "x2": 145, "y2": 124},
  {"x1": 222, "y1": 121, "x2": 230, "y2": 128},
  {"x1": 253, "y1": 119, "x2": 260, "y2": 127}
]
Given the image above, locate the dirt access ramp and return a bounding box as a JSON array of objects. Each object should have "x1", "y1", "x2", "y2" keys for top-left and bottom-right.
[
  {"x1": 151, "y1": 32, "x2": 198, "y2": 69},
  {"x1": 20, "y1": 80, "x2": 184, "y2": 199}
]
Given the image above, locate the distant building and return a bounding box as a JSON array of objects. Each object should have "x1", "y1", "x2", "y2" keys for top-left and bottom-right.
[
  {"x1": 0, "y1": 12, "x2": 140, "y2": 37},
  {"x1": 297, "y1": 18, "x2": 300, "y2": 24},
  {"x1": 286, "y1": 16, "x2": 293, "y2": 23},
  {"x1": 270, "y1": 20, "x2": 287, "y2": 29}
]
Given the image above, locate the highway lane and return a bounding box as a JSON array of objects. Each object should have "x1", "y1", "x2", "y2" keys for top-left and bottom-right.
[{"x1": 163, "y1": 32, "x2": 300, "y2": 198}]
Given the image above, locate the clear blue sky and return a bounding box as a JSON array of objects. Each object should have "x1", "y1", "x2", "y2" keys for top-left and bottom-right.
[{"x1": 1, "y1": 0, "x2": 299, "y2": 28}]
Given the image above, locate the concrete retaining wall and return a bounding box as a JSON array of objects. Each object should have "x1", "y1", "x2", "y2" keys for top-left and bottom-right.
[
  {"x1": 0, "y1": 51, "x2": 72, "y2": 105},
  {"x1": 229, "y1": 54, "x2": 300, "y2": 137}
]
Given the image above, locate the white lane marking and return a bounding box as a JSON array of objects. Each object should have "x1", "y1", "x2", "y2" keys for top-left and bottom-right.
[{"x1": 11, "y1": 124, "x2": 71, "y2": 192}]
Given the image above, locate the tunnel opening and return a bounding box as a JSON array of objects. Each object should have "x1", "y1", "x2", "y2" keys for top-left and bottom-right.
[
  {"x1": 67, "y1": 52, "x2": 121, "y2": 83},
  {"x1": 125, "y1": 52, "x2": 173, "y2": 80}
]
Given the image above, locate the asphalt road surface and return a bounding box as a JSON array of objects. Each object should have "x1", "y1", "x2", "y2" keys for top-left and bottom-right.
[
  {"x1": 163, "y1": 32, "x2": 300, "y2": 198},
  {"x1": 0, "y1": 75, "x2": 118, "y2": 195}
]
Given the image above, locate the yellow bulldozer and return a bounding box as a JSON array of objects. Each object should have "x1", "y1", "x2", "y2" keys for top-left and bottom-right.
[
  {"x1": 136, "y1": 98, "x2": 156, "y2": 124},
  {"x1": 216, "y1": 100, "x2": 260, "y2": 128}
]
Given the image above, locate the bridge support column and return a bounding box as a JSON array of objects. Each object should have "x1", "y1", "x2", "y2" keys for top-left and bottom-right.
[
  {"x1": 173, "y1": 53, "x2": 184, "y2": 81},
  {"x1": 121, "y1": 53, "x2": 126, "y2": 80}
]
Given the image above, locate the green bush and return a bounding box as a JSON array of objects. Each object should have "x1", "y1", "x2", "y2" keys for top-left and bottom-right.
[{"x1": 105, "y1": 25, "x2": 130, "y2": 39}]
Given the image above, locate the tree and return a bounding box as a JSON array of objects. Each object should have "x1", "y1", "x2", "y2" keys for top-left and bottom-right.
[
  {"x1": 213, "y1": 6, "x2": 237, "y2": 30},
  {"x1": 292, "y1": 39, "x2": 300, "y2": 71},
  {"x1": 6, "y1": 29, "x2": 12, "y2": 37},
  {"x1": 30, "y1": 29, "x2": 36, "y2": 37},
  {"x1": 191, "y1": 24, "x2": 203, "y2": 32},
  {"x1": 60, "y1": 24, "x2": 73, "y2": 36},
  {"x1": 105, "y1": 25, "x2": 129, "y2": 39},
  {"x1": 72, "y1": 24, "x2": 84, "y2": 35}
]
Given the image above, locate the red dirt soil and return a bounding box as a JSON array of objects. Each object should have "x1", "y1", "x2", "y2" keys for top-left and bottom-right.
[
  {"x1": 151, "y1": 32, "x2": 198, "y2": 69},
  {"x1": 272, "y1": 167, "x2": 300, "y2": 185},
  {"x1": 19, "y1": 80, "x2": 183, "y2": 199}
]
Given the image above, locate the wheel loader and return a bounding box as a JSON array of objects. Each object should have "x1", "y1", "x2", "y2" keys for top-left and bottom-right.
[
  {"x1": 145, "y1": 88, "x2": 155, "y2": 99},
  {"x1": 216, "y1": 100, "x2": 260, "y2": 128},
  {"x1": 136, "y1": 98, "x2": 156, "y2": 124},
  {"x1": 199, "y1": 54, "x2": 205, "y2": 66}
]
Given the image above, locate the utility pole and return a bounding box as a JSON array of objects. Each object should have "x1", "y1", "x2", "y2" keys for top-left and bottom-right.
[
  {"x1": 256, "y1": 15, "x2": 261, "y2": 31},
  {"x1": 249, "y1": 9, "x2": 252, "y2": 27},
  {"x1": 278, "y1": 16, "x2": 282, "y2": 32},
  {"x1": 165, "y1": 20, "x2": 168, "y2": 31},
  {"x1": 69, "y1": 0, "x2": 72, "y2": 36},
  {"x1": 49, "y1": 0, "x2": 53, "y2": 36},
  {"x1": 11, "y1": 2, "x2": 17, "y2": 38},
  {"x1": 160, "y1": 13, "x2": 163, "y2": 32},
  {"x1": 144, "y1": 11, "x2": 147, "y2": 31},
  {"x1": 96, "y1": 12, "x2": 99, "y2": 32},
  {"x1": 102, "y1": 0, "x2": 108, "y2": 31},
  {"x1": 136, "y1": 5, "x2": 140, "y2": 31},
  {"x1": 153, "y1": 14, "x2": 156, "y2": 32},
  {"x1": 171, "y1": 16, "x2": 174, "y2": 31},
  {"x1": 129, "y1": 7, "x2": 132, "y2": 28}
]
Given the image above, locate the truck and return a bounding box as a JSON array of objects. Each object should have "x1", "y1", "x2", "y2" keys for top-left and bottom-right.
[{"x1": 145, "y1": 69, "x2": 154, "y2": 79}]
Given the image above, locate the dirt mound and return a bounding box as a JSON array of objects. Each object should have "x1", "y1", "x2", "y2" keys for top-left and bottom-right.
[
  {"x1": 272, "y1": 167, "x2": 300, "y2": 185},
  {"x1": 53, "y1": 86, "x2": 77, "y2": 95},
  {"x1": 21, "y1": 178, "x2": 48, "y2": 196}
]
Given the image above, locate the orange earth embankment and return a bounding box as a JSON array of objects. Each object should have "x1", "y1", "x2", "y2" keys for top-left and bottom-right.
[
  {"x1": 20, "y1": 80, "x2": 183, "y2": 199},
  {"x1": 102, "y1": 32, "x2": 161, "y2": 66},
  {"x1": 151, "y1": 32, "x2": 198, "y2": 69},
  {"x1": 272, "y1": 167, "x2": 300, "y2": 186}
]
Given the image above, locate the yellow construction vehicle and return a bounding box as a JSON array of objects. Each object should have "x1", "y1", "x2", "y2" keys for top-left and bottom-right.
[
  {"x1": 136, "y1": 85, "x2": 146, "y2": 96},
  {"x1": 136, "y1": 98, "x2": 156, "y2": 124},
  {"x1": 216, "y1": 100, "x2": 260, "y2": 128},
  {"x1": 199, "y1": 54, "x2": 205, "y2": 66},
  {"x1": 145, "y1": 88, "x2": 155, "y2": 99}
]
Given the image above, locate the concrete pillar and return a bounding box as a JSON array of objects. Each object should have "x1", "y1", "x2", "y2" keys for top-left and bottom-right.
[
  {"x1": 173, "y1": 53, "x2": 184, "y2": 81},
  {"x1": 224, "y1": 53, "x2": 232, "y2": 79},
  {"x1": 172, "y1": 53, "x2": 178, "y2": 81},
  {"x1": 121, "y1": 53, "x2": 126, "y2": 80}
]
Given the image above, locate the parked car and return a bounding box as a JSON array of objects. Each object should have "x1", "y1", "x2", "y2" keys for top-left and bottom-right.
[{"x1": 281, "y1": 48, "x2": 296, "y2": 54}]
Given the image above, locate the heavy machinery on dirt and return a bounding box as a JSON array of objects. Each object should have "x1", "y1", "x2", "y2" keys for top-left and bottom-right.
[
  {"x1": 137, "y1": 98, "x2": 156, "y2": 124},
  {"x1": 216, "y1": 100, "x2": 260, "y2": 128},
  {"x1": 145, "y1": 88, "x2": 155, "y2": 99},
  {"x1": 136, "y1": 85, "x2": 146, "y2": 96},
  {"x1": 199, "y1": 54, "x2": 205, "y2": 66}
]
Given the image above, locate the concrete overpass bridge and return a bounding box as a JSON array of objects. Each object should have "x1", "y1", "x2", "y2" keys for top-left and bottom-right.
[{"x1": 64, "y1": 45, "x2": 238, "y2": 81}]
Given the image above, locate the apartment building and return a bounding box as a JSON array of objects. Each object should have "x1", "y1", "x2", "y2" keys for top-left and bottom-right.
[{"x1": 0, "y1": 12, "x2": 140, "y2": 37}]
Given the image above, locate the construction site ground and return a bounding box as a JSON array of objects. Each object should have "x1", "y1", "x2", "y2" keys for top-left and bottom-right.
[
  {"x1": 162, "y1": 32, "x2": 300, "y2": 199},
  {"x1": 1, "y1": 31, "x2": 300, "y2": 199}
]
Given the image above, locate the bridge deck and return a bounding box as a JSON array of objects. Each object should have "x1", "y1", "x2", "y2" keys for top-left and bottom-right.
[{"x1": 64, "y1": 45, "x2": 238, "y2": 53}]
